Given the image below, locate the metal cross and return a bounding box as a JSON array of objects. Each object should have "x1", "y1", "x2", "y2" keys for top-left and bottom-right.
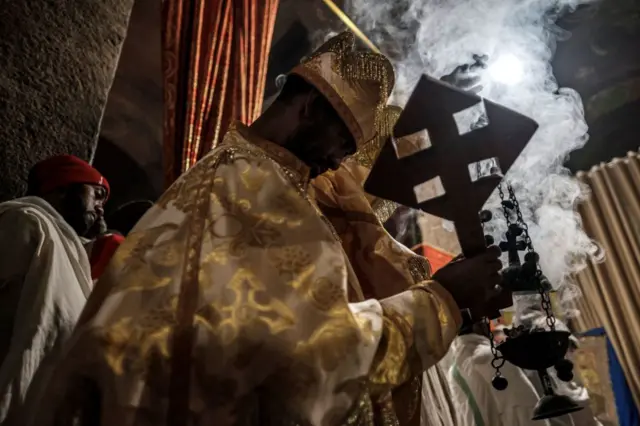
[{"x1": 365, "y1": 75, "x2": 538, "y2": 257}]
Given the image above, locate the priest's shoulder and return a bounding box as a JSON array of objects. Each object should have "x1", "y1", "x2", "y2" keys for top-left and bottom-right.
[
  {"x1": 191, "y1": 134, "x2": 273, "y2": 170},
  {"x1": 0, "y1": 200, "x2": 42, "y2": 245},
  {"x1": 0, "y1": 199, "x2": 44, "y2": 225},
  {"x1": 157, "y1": 137, "x2": 273, "y2": 209}
]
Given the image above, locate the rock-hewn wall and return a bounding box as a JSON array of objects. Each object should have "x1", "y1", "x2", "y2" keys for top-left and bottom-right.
[{"x1": 0, "y1": 0, "x2": 135, "y2": 201}]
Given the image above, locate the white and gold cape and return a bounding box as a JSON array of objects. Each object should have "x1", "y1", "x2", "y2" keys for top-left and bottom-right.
[{"x1": 28, "y1": 123, "x2": 461, "y2": 426}]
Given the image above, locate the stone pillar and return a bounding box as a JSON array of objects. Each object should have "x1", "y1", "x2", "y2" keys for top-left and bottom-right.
[{"x1": 0, "y1": 0, "x2": 135, "y2": 201}]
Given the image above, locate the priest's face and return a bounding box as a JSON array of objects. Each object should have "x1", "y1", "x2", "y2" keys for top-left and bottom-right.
[
  {"x1": 285, "y1": 93, "x2": 357, "y2": 178},
  {"x1": 61, "y1": 184, "x2": 107, "y2": 237}
]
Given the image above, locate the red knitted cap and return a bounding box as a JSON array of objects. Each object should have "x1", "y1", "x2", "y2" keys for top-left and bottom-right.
[{"x1": 29, "y1": 155, "x2": 110, "y2": 198}]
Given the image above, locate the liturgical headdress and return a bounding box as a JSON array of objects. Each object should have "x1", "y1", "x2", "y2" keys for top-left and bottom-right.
[
  {"x1": 351, "y1": 105, "x2": 402, "y2": 223},
  {"x1": 290, "y1": 31, "x2": 395, "y2": 148},
  {"x1": 352, "y1": 105, "x2": 402, "y2": 168}
]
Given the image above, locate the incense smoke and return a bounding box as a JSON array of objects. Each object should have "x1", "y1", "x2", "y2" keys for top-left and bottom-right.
[{"x1": 341, "y1": 0, "x2": 601, "y2": 291}]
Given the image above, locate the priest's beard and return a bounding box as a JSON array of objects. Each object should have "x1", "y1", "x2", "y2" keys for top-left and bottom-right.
[
  {"x1": 85, "y1": 217, "x2": 108, "y2": 239},
  {"x1": 61, "y1": 189, "x2": 99, "y2": 238}
]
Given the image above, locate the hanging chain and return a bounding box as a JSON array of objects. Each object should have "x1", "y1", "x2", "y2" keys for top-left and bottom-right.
[
  {"x1": 506, "y1": 184, "x2": 531, "y2": 250},
  {"x1": 485, "y1": 317, "x2": 506, "y2": 373},
  {"x1": 480, "y1": 214, "x2": 505, "y2": 376},
  {"x1": 498, "y1": 184, "x2": 511, "y2": 228},
  {"x1": 504, "y1": 183, "x2": 556, "y2": 331},
  {"x1": 539, "y1": 286, "x2": 556, "y2": 330}
]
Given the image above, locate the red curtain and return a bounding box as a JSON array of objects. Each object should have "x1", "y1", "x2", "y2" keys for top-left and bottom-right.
[{"x1": 162, "y1": 0, "x2": 280, "y2": 188}]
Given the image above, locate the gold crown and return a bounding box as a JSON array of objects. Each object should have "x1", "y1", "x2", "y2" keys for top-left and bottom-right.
[{"x1": 290, "y1": 31, "x2": 395, "y2": 148}]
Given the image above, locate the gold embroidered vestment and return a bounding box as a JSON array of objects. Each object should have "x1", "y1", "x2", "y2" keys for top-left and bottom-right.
[{"x1": 29, "y1": 124, "x2": 461, "y2": 426}]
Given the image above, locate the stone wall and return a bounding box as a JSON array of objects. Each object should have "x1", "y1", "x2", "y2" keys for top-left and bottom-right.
[{"x1": 0, "y1": 0, "x2": 135, "y2": 201}]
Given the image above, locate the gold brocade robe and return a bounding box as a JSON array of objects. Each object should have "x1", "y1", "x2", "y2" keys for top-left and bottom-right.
[
  {"x1": 311, "y1": 161, "x2": 450, "y2": 426},
  {"x1": 28, "y1": 124, "x2": 461, "y2": 426},
  {"x1": 310, "y1": 160, "x2": 418, "y2": 300}
]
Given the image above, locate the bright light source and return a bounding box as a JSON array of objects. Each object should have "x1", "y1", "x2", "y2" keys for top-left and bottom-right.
[{"x1": 488, "y1": 54, "x2": 524, "y2": 86}]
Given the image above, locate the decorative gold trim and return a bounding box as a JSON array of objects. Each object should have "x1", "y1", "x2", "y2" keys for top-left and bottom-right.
[{"x1": 230, "y1": 122, "x2": 311, "y2": 188}]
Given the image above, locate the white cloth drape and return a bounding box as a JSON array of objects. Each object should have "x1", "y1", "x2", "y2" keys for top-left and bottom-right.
[
  {"x1": 448, "y1": 333, "x2": 600, "y2": 426},
  {"x1": 421, "y1": 361, "x2": 458, "y2": 426},
  {"x1": 449, "y1": 334, "x2": 546, "y2": 426},
  {"x1": 0, "y1": 197, "x2": 92, "y2": 425}
]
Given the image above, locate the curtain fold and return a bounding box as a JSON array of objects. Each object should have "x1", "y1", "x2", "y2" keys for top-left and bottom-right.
[
  {"x1": 570, "y1": 276, "x2": 604, "y2": 333},
  {"x1": 162, "y1": 0, "x2": 280, "y2": 188},
  {"x1": 574, "y1": 151, "x2": 640, "y2": 411}
]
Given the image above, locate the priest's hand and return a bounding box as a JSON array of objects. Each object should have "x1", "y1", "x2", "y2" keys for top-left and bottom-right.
[
  {"x1": 440, "y1": 54, "x2": 487, "y2": 93},
  {"x1": 433, "y1": 245, "x2": 512, "y2": 318}
]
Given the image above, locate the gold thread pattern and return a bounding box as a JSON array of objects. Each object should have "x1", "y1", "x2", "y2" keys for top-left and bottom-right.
[
  {"x1": 34, "y1": 125, "x2": 462, "y2": 426},
  {"x1": 290, "y1": 32, "x2": 395, "y2": 149}
]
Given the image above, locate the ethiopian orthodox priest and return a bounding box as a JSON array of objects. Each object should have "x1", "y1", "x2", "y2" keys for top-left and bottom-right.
[{"x1": 28, "y1": 32, "x2": 505, "y2": 426}]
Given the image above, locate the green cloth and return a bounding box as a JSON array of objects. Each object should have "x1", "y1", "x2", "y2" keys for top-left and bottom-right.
[{"x1": 452, "y1": 363, "x2": 485, "y2": 426}]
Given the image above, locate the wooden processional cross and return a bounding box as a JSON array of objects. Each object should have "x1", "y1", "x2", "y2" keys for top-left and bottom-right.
[{"x1": 365, "y1": 75, "x2": 539, "y2": 258}]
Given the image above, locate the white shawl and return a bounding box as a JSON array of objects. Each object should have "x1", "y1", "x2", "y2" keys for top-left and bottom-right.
[
  {"x1": 0, "y1": 197, "x2": 92, "y2": 425},
  {"x1": 448, "y1": 333, "x2": 552, "y2": 426}
]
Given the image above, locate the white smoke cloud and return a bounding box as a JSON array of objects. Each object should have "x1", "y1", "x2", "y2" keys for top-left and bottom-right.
[{"x1": 343, "y1": 0, "x2": 602, "y2": 290}]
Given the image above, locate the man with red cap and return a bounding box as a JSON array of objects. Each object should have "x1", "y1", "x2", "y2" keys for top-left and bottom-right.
[{"x1": 0, "y1": 154, "x2": 110, "y2": 425}]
